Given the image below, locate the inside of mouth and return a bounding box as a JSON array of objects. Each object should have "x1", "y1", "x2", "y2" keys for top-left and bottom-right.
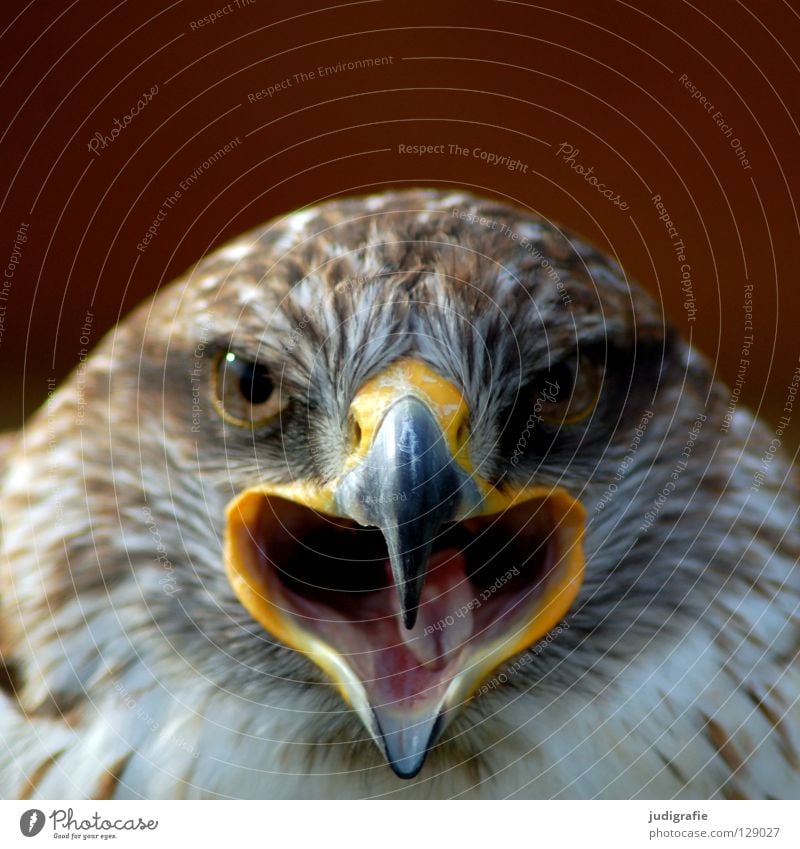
[{"x1": 248, "y1": 495, "x2": 562, "y2": 708}]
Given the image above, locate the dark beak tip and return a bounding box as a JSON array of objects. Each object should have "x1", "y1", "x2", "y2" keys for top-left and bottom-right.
[
  {"x1": 375, "y1": 711, "x2": 444, "y2": 781},
  {"x1": 387, "y1": 753, "x2": 427, "y2": 780},
  {"x1": 402, "y1": 606, "x2": 419, "y2": 630}
]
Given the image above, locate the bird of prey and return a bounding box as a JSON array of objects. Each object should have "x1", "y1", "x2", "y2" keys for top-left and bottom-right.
[{"x1": 0, "y1": 189, "x2": 798, "y2": 799}]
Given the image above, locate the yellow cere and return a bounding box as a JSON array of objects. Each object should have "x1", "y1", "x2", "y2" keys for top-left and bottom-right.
[{"x1": 346, "y1": 358, "x2": 471, "y2": 472}]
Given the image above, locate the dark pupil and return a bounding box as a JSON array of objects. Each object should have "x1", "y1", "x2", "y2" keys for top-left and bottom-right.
[{"x1": 236, "y1": 360, "x2": 273, "y2": 405}]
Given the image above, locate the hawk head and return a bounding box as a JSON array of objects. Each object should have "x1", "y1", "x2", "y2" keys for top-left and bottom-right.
[{"x1": 10, "y1": 189, "x2": 726, "y2": 785}]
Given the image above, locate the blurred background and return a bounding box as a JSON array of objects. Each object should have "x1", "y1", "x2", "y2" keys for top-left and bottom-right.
[{"x1": 0, "y1": 0, "x2": 798, "y2": 446}]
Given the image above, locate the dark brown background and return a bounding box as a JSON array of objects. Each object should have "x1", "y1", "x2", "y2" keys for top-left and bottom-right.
[{"x1": 1, "y1": 0, "x2": 798, "y2": 444}]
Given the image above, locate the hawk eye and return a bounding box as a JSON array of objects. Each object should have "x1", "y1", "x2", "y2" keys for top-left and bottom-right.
[
  {"x1": 535, "y1": 353, "x2": 602, "y2": 425},
  {"x1": 213, "y1": 351, "x2": 287, "y2": 428}
]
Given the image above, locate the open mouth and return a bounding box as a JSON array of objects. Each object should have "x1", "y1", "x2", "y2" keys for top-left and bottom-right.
[
  {"x1": 225, "y1": 487, "x2": 584, "y2": 775},
  {"x1": 223, "y1": 356, "x2": 586, "y2": 778},
  {"x1": 241, "y1": 495, "x2": 562, "y2": 696}
]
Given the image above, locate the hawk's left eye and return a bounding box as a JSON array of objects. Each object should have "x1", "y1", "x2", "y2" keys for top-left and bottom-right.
[
  {"x1": 213, "y1": 351, "x2": 287, "y2": 428},
  {"x1": 535, "y1": 353, "x2": 602, "y2": 425}
]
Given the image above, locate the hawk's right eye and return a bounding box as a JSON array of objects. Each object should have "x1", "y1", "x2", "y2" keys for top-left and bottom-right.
[{"x1": 212, "y1": 351, "x2": 287, "y2": 428}]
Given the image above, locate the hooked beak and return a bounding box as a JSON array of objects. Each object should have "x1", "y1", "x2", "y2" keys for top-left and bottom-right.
[
  {"x1": 224, "y1": 359, "x2": 586, "y2": 779},
  {"x1": 335, "y1": 394, "x2": 482, "y2": 629}
]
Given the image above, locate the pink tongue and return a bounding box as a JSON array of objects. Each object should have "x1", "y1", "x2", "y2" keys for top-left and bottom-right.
[{"x1": 397, "y1": 548, "x2": 474, "y2": 669}]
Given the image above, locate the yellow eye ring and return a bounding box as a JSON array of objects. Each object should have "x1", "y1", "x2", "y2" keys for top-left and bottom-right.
[{"x1": 212, "y1": 351, "x2": 288, "y2": 429}]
